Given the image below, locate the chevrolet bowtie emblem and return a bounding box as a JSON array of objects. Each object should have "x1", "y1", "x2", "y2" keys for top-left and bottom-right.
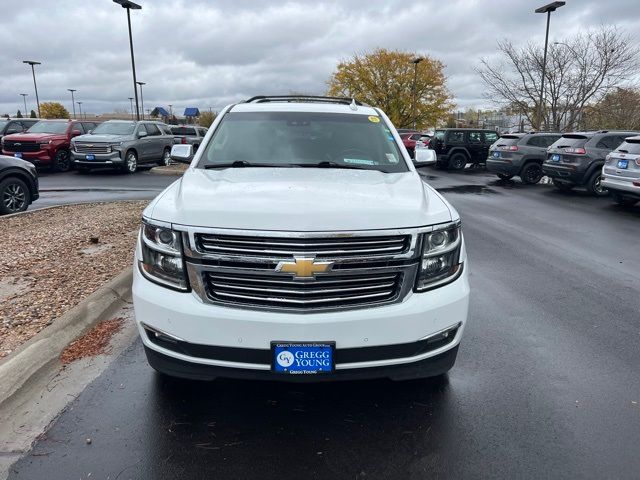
[{"x1": 276, "y1": 257, "x2": 333, "y2": 279}]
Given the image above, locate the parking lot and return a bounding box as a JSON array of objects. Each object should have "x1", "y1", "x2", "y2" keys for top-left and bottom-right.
[{"x1": 8, "y1": 167, "x2": 640, "y2": 480}]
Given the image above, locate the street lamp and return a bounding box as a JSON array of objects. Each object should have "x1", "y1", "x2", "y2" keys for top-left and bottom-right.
[
  {"x1": 77, "y1": 101, "x2": 83, "y2": 120},
  {"x1": 411, "y1": 57, "x2": 424, "y2": 130},
  {"x1": 67, "y1": 89, "x2": 77, "y2": 118},
  {"x1": 22, "y1": 60, "x2": 41, "y2": 118},
  {"x1": 534, "y1": 1, "x2": 566, "y2": 130},
  {"x1": 19, "y1": 94, "x2": 28, "y2": 117},
  {"x1": 136, "y1": 81, "x2": 146, "y2": 120},
  {"x1": 128, "y1": 97, "x2": 134, "y2": 119},
  {"x1": 114, "y1": 0, "x2": 142, "y2": 120}
]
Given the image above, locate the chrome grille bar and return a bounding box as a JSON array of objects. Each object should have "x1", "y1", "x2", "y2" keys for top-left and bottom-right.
[{"x1": 74, "y1": 143, "x2": 111, "y2": 154}]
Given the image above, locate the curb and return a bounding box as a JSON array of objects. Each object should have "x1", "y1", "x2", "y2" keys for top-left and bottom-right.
[
  {"x1": 149, "y1": 164, "x2": 188, "y2": 176},
  {"x1": 0, "y1": 267, "x2": 133, "y2": 408}
]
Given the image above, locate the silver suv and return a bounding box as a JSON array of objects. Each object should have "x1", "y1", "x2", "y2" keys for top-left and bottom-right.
[
  {"x1": 71, "y1": 120, "x2": 174, "y2": 173},
  {"x1": 170, "y1": 125, "x2": 208, "y2": 152},
  {"x1": 602, "y1": 135, "x2": 640, "y2": 206}
]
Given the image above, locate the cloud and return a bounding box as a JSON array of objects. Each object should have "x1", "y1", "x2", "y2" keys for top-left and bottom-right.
[{"x1": 0, "y1": 0, "x2": 638, "y2": 116}]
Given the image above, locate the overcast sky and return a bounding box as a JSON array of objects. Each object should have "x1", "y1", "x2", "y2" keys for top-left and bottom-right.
[{"x1": 0, "y1": 0, "x2": 638, "y2": 117}]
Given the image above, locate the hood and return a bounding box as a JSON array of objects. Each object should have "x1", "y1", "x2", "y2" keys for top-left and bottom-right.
[
  {"x1": 3, "y1": 132, "x2": 64, "y2": 142},
  {"x1": 73, "y1": 134, "x2": 131, "y2": 143},
  {"x1": 146, "y1": 168, "x2": 453, "y2": 231}
]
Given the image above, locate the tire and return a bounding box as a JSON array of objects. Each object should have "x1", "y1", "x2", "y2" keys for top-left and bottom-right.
[
  {"x1": 160, "y1": 148, "x2": 171, "y2": 167},
  {"x1": 121, "y1": 150, "x2": 138, "y2": 174},
  {"x1": 520, "y1": 162, "x2": 543, "y2": 185},
  {"x1": 0, "y1": 177, "x2": 31, "y2": 215},
  {"x1": 53, "y1": 149, "x2": 71, "y2": 173},
  {"x1": 449, "y1": 153, "x2": 467, "y2": 171},
  {"x1": 612, "y1": 193, "x2": 638, "y2": 207},
  {"x1": 586, "y1": 171, "x2": 608, "y2": 197},
  {"x1": 497, "y1": 173, "x2": 514, "y2": 180},
  {"x1": 552, "y1": 179, "x2": 574, "y2": 191}
]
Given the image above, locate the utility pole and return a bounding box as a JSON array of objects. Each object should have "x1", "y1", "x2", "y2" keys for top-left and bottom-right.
[
  {"x1": 67, "y1": 89, "x2": 77, "y2": 118},
  {"x1": 20, "y1": 94, "x2": 28, "y2": 116},
  {"x1": 411, "y1": 57, "x2": 423, "y2": 130},
  {"x1": 114, "y1": 0, "x2": 142, "y2": 120},
  {"x1": 22, "y1": 60, "x2": 41, "y2": 117}
]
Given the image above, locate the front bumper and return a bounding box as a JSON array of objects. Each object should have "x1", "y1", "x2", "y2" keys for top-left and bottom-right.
[
  {"x1": 1, "y1": 149, "x2": 52, "y2": 165},
  {"x1": 71, "y1": 150, "x2": 123, "y2": 168},
  {"x1": 132, "y1": 258, "x2": 470, "y2": 381}
]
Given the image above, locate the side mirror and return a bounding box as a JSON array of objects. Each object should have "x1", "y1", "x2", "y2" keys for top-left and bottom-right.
[
  {"x1": 71, "y1": 129, "x2": 82, "y2": 137},
  {"x1": 413, "y1": 148, "x2": 437, "y2": 165},
  {"x1": 138, "y1": 130, "x2": 148, "y2": 138},
  {"x1": 87, "y1": 130, "x2": 93, "y2": 134},
  {"x1": 170, "y1": 144, "x2": 194, "y2": 164}
]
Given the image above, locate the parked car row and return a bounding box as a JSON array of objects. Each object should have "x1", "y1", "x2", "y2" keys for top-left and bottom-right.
[
  {"x1": 428, "y1": 128, "x2": 640, "y2": 207},
  {"x1": 0, "y1": 118, "x2": 206, "y2": 174}
]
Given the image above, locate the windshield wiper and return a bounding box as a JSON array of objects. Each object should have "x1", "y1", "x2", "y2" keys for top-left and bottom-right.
[
  {"x1": 294, "y1": 161, "x2": 386, "y2": 172},
  {"x1": 204, "y1": 160, "x2": 288, "y2": 169}
]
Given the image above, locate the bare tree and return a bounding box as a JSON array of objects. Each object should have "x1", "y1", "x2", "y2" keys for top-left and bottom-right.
[{"x1": 476, "y1": 26, "x2": 637, "y2": 131}]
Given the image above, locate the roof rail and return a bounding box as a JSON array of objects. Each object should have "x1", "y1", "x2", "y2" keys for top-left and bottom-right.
[{"x1": 243, "y1": 95, "x2": 367, "y2": 106}]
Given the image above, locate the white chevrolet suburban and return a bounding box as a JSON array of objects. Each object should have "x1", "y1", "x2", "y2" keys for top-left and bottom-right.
[{"x1": 133, "y1": 95, "x2": 470, "y2": 382}]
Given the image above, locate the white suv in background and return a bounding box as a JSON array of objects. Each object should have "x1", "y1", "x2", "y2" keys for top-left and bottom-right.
[
  {"x1": 133, "y1": 95, "x2": 470, "y2": 382},
  {"x1": 602, "y1": 135, "x2": 640, "y2": 206}
]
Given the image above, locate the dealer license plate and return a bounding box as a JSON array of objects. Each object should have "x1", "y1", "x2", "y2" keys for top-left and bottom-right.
[
  {"x1": 272, "y1": 342, "x2": 334, "y2": 375},
  {"x1": 617, "y1": 159, "x2": 628, "y2": 169},
  {"x1": 552, "y1": 154, "x2": 561, "y2": 162},
  {"x1": 86, "y1": 154, "x2": 95, "y2": 161},
  {"x1": 14, "y1": 153, "x2": 22, "y2": 158}
]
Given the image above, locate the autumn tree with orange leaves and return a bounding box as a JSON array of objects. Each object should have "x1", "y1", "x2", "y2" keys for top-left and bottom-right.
[{"x1": 327, "y1": 49, "x2": 454, "y2": 130}]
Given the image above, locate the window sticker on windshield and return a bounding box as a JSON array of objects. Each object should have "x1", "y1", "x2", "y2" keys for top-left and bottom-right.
[
  {"x1": 344, "y1": 158, "x2": 377, "y2": 165},
  {"x1": 368, "y1": 116, "x2": 380, "y2": 123},
  {"x1": 385, "y1": 153, "x2": 399, "y2": 164}
]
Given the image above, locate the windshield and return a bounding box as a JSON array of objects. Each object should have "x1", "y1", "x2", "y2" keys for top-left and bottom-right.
[
  {"x1": 0, "y1": 120, "x2": 8, "y2": 130},
  {"x1": 92, "y1": 122, "x2": 136, "y2": 135},
  {"x1": 550, "y1": 135, "x2": 589, "y2": 149},
  {"x1": 171, "y1": 127, "x2": 197, "y2": 136},
  {"x1": 199, "y1": 112, "x2": 408, "y2": 173},
  {"x1": 27, "y1": 121, "x2": 69, "y2": 134},
  {"x1": 495, "y1": 135, "x2": 521, "y2": 146},
  {"x1": 433, "y1": 130, "x2": 445, "y2": 142},
  {"x1": 617, "y1": 139, "x2": 640, "y2": 155}
]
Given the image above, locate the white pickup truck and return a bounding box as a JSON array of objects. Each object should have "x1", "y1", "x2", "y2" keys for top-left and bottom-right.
[{"x1": 133, "y1": 95, "x2": 470, "y2": 382}]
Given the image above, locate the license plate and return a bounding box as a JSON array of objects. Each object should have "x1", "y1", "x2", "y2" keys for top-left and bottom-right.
[
  {"x1": 492, "y1": 151, "x2": 500, "y2": 158},
  {"x1": 617, "y1": 159, "x2": 628, "y2": 169},
  {"x1": 85, "y1": 154, "x2": 95, "y2": 161},
  {"x1": 14, "y1": 152, "x2": 22, "y2": 159},
  {"x1": 552, "y1": 154, "x2": 561, "y2": 162},
  {"x1": 272, "y1": 342, "x2": 334, "y2": 375}
]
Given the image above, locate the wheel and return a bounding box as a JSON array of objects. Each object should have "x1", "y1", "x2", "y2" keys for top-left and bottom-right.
[
  {"x1": 497, "y1": 173, "x2": 514, "y2": 180},
  {"x1": 53, "y1": 149, "x2": 71, "y2": 172},
  {"x1": 586, "y1": 171, "x2": 608, "y2": 197},
  {"x1": 612, "y1": 193, "x2": 638, "y2": 207},
  {"x1": 449, "y1": 153, "x2": 467, "y2": 171},
  {"x1": 160, "y1": 148, "x2": 171, "y2": 167},
  {"x1": 122, "y1": 150, "x2": 138, "y2": 174},
  {"x1": 552, "y1": 179, "x2": 574, "y2": 191},
  {"x1": 0, "y1": 177, "x2": 31, "y2": 215},
  {"x1": 520, "y1": 163, "x2": 543, "y2": 185}
]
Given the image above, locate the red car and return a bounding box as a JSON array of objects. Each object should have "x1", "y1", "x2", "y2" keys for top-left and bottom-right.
[
  {"x1": 1, "y1": 119, "x2": 97, "y2": 172},
  {"x1": 400, "y1": 132, "x2": 430, "y2": 158}
]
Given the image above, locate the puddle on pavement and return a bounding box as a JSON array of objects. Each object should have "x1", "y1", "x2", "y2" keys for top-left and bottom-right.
[{"x1": 436, "y1": 185, "x2": 501, "y2": 195}]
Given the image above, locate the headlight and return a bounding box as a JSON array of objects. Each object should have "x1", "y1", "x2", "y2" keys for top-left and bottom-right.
[
  {"x1": 138, "y1": 220, "x2": 188, "y2": 291},
  {"x1": 109, "y1": 142, "x2": 123, "y2": 149},
  {"x1": 39, "y1": 140, "x2": 53, "y2": 149},
  {"x1": 415, "y1": 223, "x2": 463, "y2": 291}
]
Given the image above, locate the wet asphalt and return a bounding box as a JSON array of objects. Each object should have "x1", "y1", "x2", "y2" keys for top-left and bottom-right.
[{"x1": 9, "y1": 167, "x2": 640, "y2": 479}]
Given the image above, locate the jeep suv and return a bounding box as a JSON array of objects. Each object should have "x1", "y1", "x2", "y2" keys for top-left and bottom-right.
[
  {"x1": 543, "y1": 130, "x2": 638, "y2": 196},
  {"x1": 601, "y1": 135, "x2": 640, "y2": 206},
  {"x1": 2, "y1": 119, "x2": 97, "y2": 172},
  {"x1": 133, "y1": 95, "x2": 470, "y2": 382},
  {"x1": 487, "y1": 132, "x2": 561, "y2": 184},
  {"x1": 71, "y1": 120, "x2": 174, "y2": 173},
  {"x1": 429, "y1": 128, "x2": 499, "y2": 170}
]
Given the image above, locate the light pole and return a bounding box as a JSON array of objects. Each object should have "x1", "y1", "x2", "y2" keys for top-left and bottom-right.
[
  {"x1": 67, "y1": 89, "x2": 77, "y2": 118},
  {"x1": 411, "y1": 57, "x2": 423, "y2": 130},
  {"x1": 136, "y1": 81, "x2": 146, "y2": 120},
  {"x1": 22, "y1": 60, "x2": 41, "y2": 118},
  {"x1": 19, "y1": 94, "x2": 28, "y2": 116},
  {"x1": 77, "y1": 101, "x2": 83, "y2": 120},
  {"x1": 128, "y1": 97, "x2": 134, "y2": 119},
  {"x1": 535, "y1": 1, "x2": 565, "y2": 131},
  {"x1": 168, "y1": 104, "x2": 173, "y2": 118},
  {"x1": 114, "y1": 0, "x2": 142, "y2": 120}
]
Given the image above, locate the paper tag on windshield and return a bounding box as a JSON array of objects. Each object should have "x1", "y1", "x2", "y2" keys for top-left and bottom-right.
[
  {"x1": 386, "y1": 153, "x2": 399, "y2": 164},
  {"x1": 344, "y1": 158, "x2": 376, "y2": 165}
]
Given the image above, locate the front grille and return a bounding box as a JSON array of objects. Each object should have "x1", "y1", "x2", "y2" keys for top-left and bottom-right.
[
  {"x1": 203, "y1": 271, "x2": 402, "y2": 309},
  {"x1": 3, "y1": 141, "x2": 39, "y2": 152},
  {"x1": 74, "y1": 143, "x2": 111, "y2": 154},
  {"x1": 195, "y1": 234, "x2": 410, "y2": 258}
]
